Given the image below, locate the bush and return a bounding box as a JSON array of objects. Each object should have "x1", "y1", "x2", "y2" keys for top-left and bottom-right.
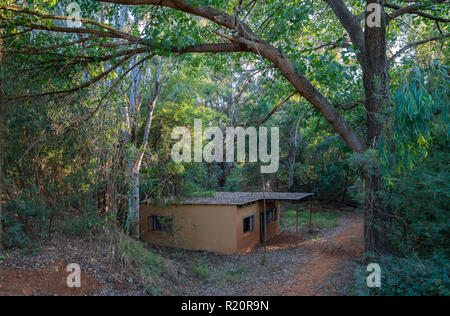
[
  {"x1": 315, "y1": 161, "x2": 350, "y2": 200},
  {"x1": 389, "y1": 149, "x2": 450, "y2": 257},
  {"x1": 57, "y1": 211, "x2": 112, "y2": 236},
  {"x1": 352, "y1": 255, "x2": 449, "y2": 296},
  {"x1": 1, "y1": 190, "x2": 46, "y2": 248},
  {"x1": 351, "y1": 144, "x2": 449, "y2": 296}
]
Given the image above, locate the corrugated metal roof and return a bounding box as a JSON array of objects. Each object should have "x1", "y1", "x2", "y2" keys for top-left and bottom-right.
[{"x1": 179, "y1": 192, "x2": 313, "y2": 205}]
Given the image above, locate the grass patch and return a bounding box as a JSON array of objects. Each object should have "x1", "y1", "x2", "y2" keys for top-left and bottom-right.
[
  {"x1": 115, "y1": 234, "x2": 184, "y2": 295},
  {"x1": 281, "y1": 210, "x2": 340, "y2": 229},
  {"x1": 220, "y1": 265, "x2": 248, "y2": 284},
  {"x1": 57, "y1": 217, "x2": 88, "y2": 236},
  {"x1": 190, "y1": 264, "x2": 212, "y2": 280},
  {"x1": 190, "y1": 252, "x2": 212, "y2": 280}
]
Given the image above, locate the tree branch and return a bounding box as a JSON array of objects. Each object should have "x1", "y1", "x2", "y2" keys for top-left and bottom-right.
[
  {"x1": 5, "y1": 0, "x2": 367, "y2": 153},
  {"x1": 322, "y1": 0, "x2": 366, "y2": 68},
  {"x1": 98, "y1": 0, "x2": 261, "y2": 41},
  {"x1": 385, "y1": 2, "x2": 450, "y2": 23},
  {"x1": 388, "y1": 32, "x2": 450, "y2": 65},
  {"x1": 1, "y1": 6, "x2": 119, "y2": 32},
  {"x1": 5, "y1": 53, "x2": 134, "y2": 99},
  {"x1": 255, "y1": 91, "x2": 298, "y2": 126}
]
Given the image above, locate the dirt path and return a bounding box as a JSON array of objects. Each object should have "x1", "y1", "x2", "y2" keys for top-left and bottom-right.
[
  {"x1": 188, "y1": 210, "x2": 364, "y2": 296},
  {"x1": 284, "y1": 217, "x2": 364, "y2": 296}
]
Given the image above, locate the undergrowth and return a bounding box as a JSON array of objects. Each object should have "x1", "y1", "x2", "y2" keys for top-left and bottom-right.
[{"x1": 114, "y1": 234, "x2": 185, "y2": 295}]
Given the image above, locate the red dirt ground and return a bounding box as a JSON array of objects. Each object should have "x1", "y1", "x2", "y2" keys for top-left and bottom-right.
[
  {"x1": 0, "y1": 260, "x2": 99, "y2": 296},
  {"x1": 285, "y1": 221, "x2": 364, "y2": 296}
]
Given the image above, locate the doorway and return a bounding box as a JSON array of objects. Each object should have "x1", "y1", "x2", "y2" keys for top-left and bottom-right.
[{"x1": 260, "y1": 212, "x2": 266, "y2": 242}]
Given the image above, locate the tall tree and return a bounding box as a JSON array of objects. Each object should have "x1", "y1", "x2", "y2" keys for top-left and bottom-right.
[{"x1": 128, "y1": 57, "x2": 163, "y2": 237}]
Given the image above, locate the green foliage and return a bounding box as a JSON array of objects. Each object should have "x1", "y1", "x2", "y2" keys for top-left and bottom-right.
[
  {"x1": 57, "y1": 211, "x2": 113, "y2": 236},
  {"x1": 190, "y1": 264, "x2": 212, "y2": 280},
  {"x1": 315, "y1": 161, "x2": 350, "y2": 200},
  {"x1": 352, "y1": 255, "x2": 449, "y2": 296},
  {"x1": 183, "y1": 190, "x2": 215, "y2": 198},
  {"x1": 2, "y1": 189, "x2": 46, "y2": 248},
  {"x1": 1, "y1": 216, "x2": 29, "y2": 249},
  {"x1": 390, "y1": 147, "x2": 449, "y2": 257},
  {"x1": 281, "y1": 210, "x2": 340, "y2": 229},
  {"x1": 351, "y1": 142, "x2": 449, "y2": 296},
  {"x1": 292, "y1": 135, "x2": 357, "y2": 200},
  {"x1": 381, "y1": 61, "x2": 449, "y2": 177}
]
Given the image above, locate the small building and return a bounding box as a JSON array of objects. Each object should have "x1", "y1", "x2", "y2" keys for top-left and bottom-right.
[{"x1": 140, "y1": 192, "x2": 313, "y2": 255}]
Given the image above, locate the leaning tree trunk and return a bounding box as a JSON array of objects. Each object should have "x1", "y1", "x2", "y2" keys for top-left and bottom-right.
[{"x1": 362, "y1": 0, "x2": 393, "y2": 255}]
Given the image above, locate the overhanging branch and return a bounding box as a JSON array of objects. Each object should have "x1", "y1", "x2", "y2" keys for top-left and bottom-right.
[
  {"x1": 388, "y1": 33, "x2": 450, "y2": 65},
  {"x1": 385, "y1": 2, "x2": 450, "y2": 23}
]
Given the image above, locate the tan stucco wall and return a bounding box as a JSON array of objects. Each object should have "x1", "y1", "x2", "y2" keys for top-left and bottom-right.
[
  {"x1": 235, "y1": 201, "x2": 281, "y2": 254},
  {"x1": 260, "y1": 200, "x2": 281, "y2": 240},
  {"x1": 140, "y1": 203, "x2": 238, "y2": 254},
  {"x1": 236, "y1": 203, "x2": 260, "y2": 255}
]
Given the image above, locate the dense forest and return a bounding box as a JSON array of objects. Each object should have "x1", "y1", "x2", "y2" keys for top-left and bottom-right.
[{"x1": 0, "y1": 0, "x2": 448, "y2": 296}]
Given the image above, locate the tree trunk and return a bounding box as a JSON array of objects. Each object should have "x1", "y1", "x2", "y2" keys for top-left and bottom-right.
[
  {"x1": 0, "y1": 136, "x2": 3, "y2": 251},
  {"x1": 364, "y1": 172, "x2": 393, "y2": 255},
  {"x1": 218, "y1": 162, "x2": 228, "y2": 188},
  {"x1": 128, "y1": 57, "x2": 163, "y2": 238},
  {"x1": 0, "y1": 36, "x2": 3, "y2": 250},
  {"x1": 130, "y1": 166, "x2": 140, "y2": 237},
  {"x1": 288, "y1": 106, "x2": 305, "y2": 191},
  {"x1": 362, "y1": 0, "x2": 393, "y2": 255},
  {"x1": 287, "y1": 134, "x2": 296, "y2": 192}
]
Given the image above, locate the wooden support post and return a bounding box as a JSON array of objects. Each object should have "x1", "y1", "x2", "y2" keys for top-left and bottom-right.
[
  {"x1": 261, "y1": 173, "x2": 267, "y2": 266},
  {"x1": 309, "y1": 199, "x2": 313, "y2": 234},
  {"x1": 295, "y1": 208, "x2": 299, "y2": 248}
]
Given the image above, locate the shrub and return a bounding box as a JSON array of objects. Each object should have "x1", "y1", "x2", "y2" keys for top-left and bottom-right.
[
  {"x1": 1, "y1": 190, "x2": 46, "y2": 248},
  {"x1": 351, "y1": 144, "x2": 449, "y2": 296},
  {"x1": 351, "y1": 255, "x2": 449, "y2": 296},
  {"x1": 389, "y1": 149, "x2": 450, "y2": 257},
  {"x1": 57, "y1": 211, "x2": 112, "y2": 236}
]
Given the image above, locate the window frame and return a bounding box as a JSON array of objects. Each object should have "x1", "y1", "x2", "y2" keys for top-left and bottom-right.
[
  {"x1": 150, "y1": 215, "x2": 174, "y2": 234},
  {"x1": 243, "y1": 215, "x2": 255, "y2": 234},
  {"x1": 267, "y1": 207, "x2": 277, "y2": 223}
]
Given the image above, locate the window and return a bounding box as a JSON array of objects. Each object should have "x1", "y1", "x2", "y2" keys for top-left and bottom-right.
[
  {"x1": 267, "y1": 208, "x2": 277, "y2": 223},
  {"x1": 150, "y1": 215, "x2": 173, "y2": 234},
  {"x1": 243, "y1": 215, "x2": 254, "y2": 233}
]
